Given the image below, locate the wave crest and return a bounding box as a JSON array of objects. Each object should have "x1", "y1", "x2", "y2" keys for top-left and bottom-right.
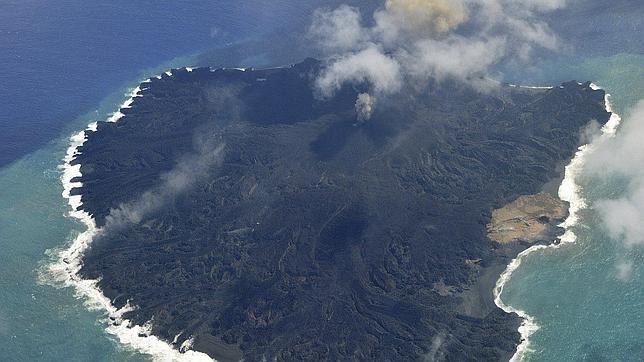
[
  {"x1": 493, "y1": 83, "x2": 621, "y2": 361},
  {"x1": 43, "y1": 73, "x2": 213, "y2": 362}
]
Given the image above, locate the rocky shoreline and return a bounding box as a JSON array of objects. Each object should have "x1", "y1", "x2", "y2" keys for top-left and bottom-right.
[
  {"x1": 488, "y1": 192, "x2": 569, "y2": 245},
  {"x1": 69, "y1": 59, "x2": 610, "y2": 361}
]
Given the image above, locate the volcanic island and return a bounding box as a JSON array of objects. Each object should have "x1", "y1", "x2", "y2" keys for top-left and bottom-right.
[{"x1": 69, "y1": 59, "x2": 609, "y2": 361}]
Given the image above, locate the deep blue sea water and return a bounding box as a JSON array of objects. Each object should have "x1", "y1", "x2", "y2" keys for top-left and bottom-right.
[
  {"x1": 0, "y1": 0, "x2": 370, "y2": 168},
  {"x1": 2, "y1": 0, "x2": 223, "y2": 167},
  {"x1": 0, "y1": 1, "x2": 370, "y2": 359},
  {"x1": 0, "y1": 1, "x2": 642, "y2": 360}
]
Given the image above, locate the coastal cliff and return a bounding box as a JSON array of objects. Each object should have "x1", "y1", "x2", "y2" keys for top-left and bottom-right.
[{"x1": 70, "y1": 59, "x2": 610, "y2": 361}]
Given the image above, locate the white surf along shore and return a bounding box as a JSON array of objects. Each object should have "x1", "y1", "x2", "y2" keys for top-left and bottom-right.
[
  {"x1": 48, "y1": 71, "x2": 620, "y2": 362},
  {"x1": 493, "y1": 83, "x2": 622, "y2": 361},
  {"x1": 48, "y1": 69, "x2": 214, "y2": 362}
]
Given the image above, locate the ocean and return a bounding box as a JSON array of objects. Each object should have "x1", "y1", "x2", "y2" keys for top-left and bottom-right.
[
  {"x1": 497, "y1": 55, "x2": 644, "y2": 361},
  {"x1": 0, "y1": 0, "x2": 370, "y2": 168},
  {"x1": 0, "y1": 1, "x2": 354, "y2": 359},
  {"x1": 0, "y1": 1, "x2": 642, "y2": 360}
]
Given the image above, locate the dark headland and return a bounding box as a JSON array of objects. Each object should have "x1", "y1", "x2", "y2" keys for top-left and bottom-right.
[{"x1": 70, "y1": 58, "x2": 610, "y2": 361}]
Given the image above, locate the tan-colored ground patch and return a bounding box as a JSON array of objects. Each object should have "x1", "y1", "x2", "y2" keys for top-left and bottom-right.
[
  {"x1": 432, "y1": 279, "x2": 457, "y2": 296},
  {"x1": 487, "y1": 192, "x2": 567, "y2": 244}
]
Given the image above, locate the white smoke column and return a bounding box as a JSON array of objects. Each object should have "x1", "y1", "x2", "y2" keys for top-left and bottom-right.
[
  {"x1": 493, "y1": 84, "x2": 622, "y2": 361},
  {"x1": 586, "y1": 100, "x2": 644, "y2": 247},
  {"x1": 309, "y1": 5, "x2": 367, "y2": 52},
  {"x1": 105, "y1": 142, "x2": 225, "y2": 231},
  {"x1": 404, "y1": 35, "x2": 507, "y2": 82},
  {"x1": 49, "y1": 78, "x2": 215, "y2": 361},
  {"x1": 315, "y1": 45, "x2": 402, "y2": 98},
  {"x1": 355, "y1": 92, "x2": 376, "y2": 122},
  {"x1": 309, "y1": 0, "x2": 567, "y2": 97}
]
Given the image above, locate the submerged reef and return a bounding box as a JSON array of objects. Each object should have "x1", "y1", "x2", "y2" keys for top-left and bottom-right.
[{"x1": 71, "y1": 59, "x2": 609, "y2": 361}]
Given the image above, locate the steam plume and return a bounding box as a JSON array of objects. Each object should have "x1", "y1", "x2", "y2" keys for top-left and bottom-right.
[
  {"x1": 586, "y1": 101, "x2": 644, "y2": 247},
  {"x1": 104, "y1": 142, "x2": 225, "y2": 231},
  {"x1": 316, "y1": 45, "x2": 402, "y2": 98},
  {"x1": 310, "y1": 0, "x2": 567, "y2": 101},
  {"x1": 355, "y1": 92, "x2": 376, "y2": 122}
]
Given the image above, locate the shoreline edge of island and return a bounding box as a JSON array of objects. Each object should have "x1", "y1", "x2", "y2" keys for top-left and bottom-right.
[
  {"x1": 45, "y1": 66, "x2": 619, "y2": 362},
  {"x1": 48, "y1": 71, "x2": 215, "y2": 362},
  {"x1": 493, "y1": 83, "x2": 622, "y2": 361}
]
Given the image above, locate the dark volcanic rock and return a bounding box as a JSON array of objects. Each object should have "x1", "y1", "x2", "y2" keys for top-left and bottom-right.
[{"x1": 72, "y1": 59, "x2": 609, "y2": 361}]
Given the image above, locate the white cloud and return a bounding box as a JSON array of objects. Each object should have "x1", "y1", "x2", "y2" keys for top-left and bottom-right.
[
  {"x1": 587, "y1": 100, "x2": 644, "y2": 246},
  {"x1": 404, "y1": 35, "x2": 506, "y2": 82},
  {"x1": 596, "y1": 190, "x2": 644, "y2": 247},
  {"x1": 515, "y1": 0, "x2": 567, "y2": 12},
  {"x1": 616, "y1": 259, "x2": 634, "y2": 281},
  {"x1": 315, "y1": 45, "x2": 402, "y2": 97},
  {"x1": 309, "y1": 5, "x2": 368, "y2": 53},
  {"x1": 309, "y1": 0, "x2": 567, "y2": 98}
]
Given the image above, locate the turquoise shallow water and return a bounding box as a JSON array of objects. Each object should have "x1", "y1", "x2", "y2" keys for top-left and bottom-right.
[
  {"x1": 0, "y1": 90, "x2": 146, "y2": 360},
  {"x1": 0, "y1": 7, "x2": 642, "y2": 359},
  {"x1": 2, "y1": 0, "x2": 347, "y2": 357},
  {"x1": 3, "y1": 54, "x2": 636, "y2": 361},
  {"x1": 0, "y1": 57, "x2": 194, "y2": 360},
  {"x1": 500, "y1": 54, "x2": 644, "y2": 361},
  {"x1": 2, "y1": 56, "x2": 642, "y2": 361}
]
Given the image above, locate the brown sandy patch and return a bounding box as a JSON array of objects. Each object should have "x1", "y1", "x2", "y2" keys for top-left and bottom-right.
[{"x1": 487, "y1": 192, "x2": 567, "y2": 244}]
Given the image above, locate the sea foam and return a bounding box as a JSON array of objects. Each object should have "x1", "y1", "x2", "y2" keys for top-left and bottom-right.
[
  {"x1": 47, "y1": 70, "x2": 213, "y2": 362},
  {"x1": 493, "y1": 83, "x2": 621, "y2": 361}
]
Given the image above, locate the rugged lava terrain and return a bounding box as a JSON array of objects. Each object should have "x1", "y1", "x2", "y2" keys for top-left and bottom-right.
[{"x1": 71, "y1": 59, "x2": 609, "y2": 361}]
